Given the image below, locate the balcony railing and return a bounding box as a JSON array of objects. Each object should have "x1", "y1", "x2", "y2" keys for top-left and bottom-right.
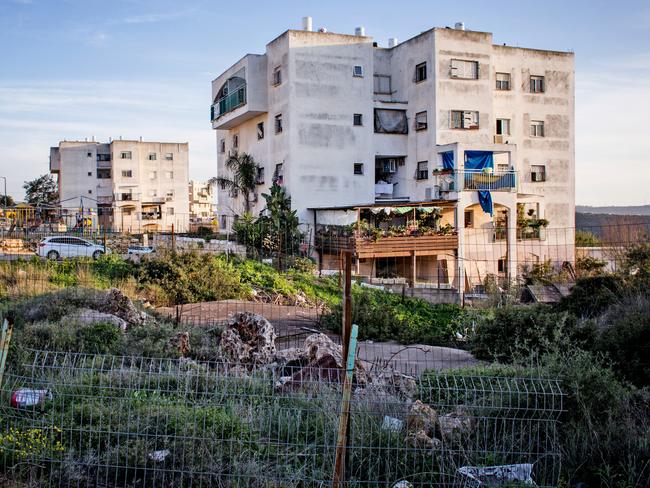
[
  {"x1": 316, "y1": 233, "x2": 459, "y2": 258},
  {"x1": 211, "y1": 85, "x2": 247, "y2": 120},
  {"x1": 459, "y1": 170, "x2": 517, "y2": 191}
]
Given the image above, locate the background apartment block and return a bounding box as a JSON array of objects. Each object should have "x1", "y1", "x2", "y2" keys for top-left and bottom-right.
[
  {"x1": 188, "y1": 180, "x2": 216, "y2": 222},
  {"x1": 211, "y1": 20, "x2": 575, "y2": 296},
  {"x1": 50, "y1": 140, "x2": 190, "y2": 232}
]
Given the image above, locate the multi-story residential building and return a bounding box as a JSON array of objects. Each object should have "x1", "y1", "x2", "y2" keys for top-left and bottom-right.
[
  {"x1": 210, "y1": 19, "x2": 575, "y2": 300},
  {"x1": 188, "y1": 180, "x2": 216, "y2": 222},
  {"x1": 50, "y1": 139, "x2": 190, "y2": 232}
]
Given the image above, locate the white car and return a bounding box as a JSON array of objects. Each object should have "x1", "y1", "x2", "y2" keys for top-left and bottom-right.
[
  {"x1": 37, "y1": 236, "x2": 108, "y2": 260},
  {"x1": 127, "y1": 245, "x2": 155, "y2": 255}
]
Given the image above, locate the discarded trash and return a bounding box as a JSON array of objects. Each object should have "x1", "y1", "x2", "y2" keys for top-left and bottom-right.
[
  {"x1": 392, "y1": 481, "x2": 413, "y2": 488},
  {"x1": 457, "y1": 463, "x2": 535, "y2": 486},
  {"x1": 148, "y1": 449, "x2": 171, "y2": 462},
  {"x1": 382, "y1": 415, "x2": 404, "y2": 432},
  {"x1": 11, "y1": 389, "x2": 52, "y2": 408}
]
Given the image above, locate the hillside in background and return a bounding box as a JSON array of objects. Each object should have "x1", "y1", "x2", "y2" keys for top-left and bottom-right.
[
  {"x1": 576, "y1": 205, "x2": 650, "y2": 216},
  {"x1": 576, "y1": 211, "x2": 650, "y2": 243}
]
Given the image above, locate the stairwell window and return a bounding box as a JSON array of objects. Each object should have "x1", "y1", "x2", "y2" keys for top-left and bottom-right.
[
  {"x1": 416, "y1": 161, "x2": 428, "y2": 180},
  {"x1": 530, "y1": 75, "x2": 545, "y2": 93},
  {"x1": 496, "y1": 72, "x2": 511, "y2": 90},
  {"x1": 415, "y1": 111, "x2": 428, "y2": 131},
  {"x1": 353, "y1": 163, "x2": 364, "y2": 175},
  {"x1": 353, "y1": 114, "x2": 363, "y2": 126},
  {"x1": 531, "y1": 120, "x2": 545, "y2": 137},
  {"x1": 272, "y1": 66, "x2": 282, "y2": 86},
  {"x1": 233, "y1": 134, "x2": 239, "y2": 149},
  {"x1": 450, "y1": 59, "x2": 479, "y2": 79},
  {"x1": 450, "y1": 110, "x2": 479, "y2": 130},
  {"x1": 415, "y1": 62, "x2": 427, "y2": 82},
  {"x1": 275, "y1": 114, "x2": 283, "y2": 134},
  {"x1": 257, "y1": 122, "x2": 264, "y2": 140},
  {"x1": 219, "y1": 139, "x2": 225, "y2": 153},
  {"x1": 531, "y1": 165, "x2": 546, "y2": 182}
]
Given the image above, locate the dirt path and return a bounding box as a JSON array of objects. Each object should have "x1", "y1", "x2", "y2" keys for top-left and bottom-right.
[{"x1": 157, "y1": 299, "x2": 477, "y2": 374}]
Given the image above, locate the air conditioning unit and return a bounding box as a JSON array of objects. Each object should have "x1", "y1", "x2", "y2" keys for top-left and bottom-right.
[
  {"x1": 494, "y1": 134, "x2": 504, "y2": 144},
  {"x1": 165, "y1": 196, "x2": 173, "y2": 202},
  {"x1": 425, "y1": 186, "x2": 441, "y2": 200}
]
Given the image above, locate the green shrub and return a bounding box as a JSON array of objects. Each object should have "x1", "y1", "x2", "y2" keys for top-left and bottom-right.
[
  {"x1": 558, "y1": 275, "x2": 623, "y2": 318},
  {"x1": 470, "y1": 304, "x2": 579, "y2": 361},
  {"x1": 92, "y1": 253, "x2": 136, "y2": 281},
  {"x1": 322, "y1": 286, "x2": 466, "y2": 345},
  {"x1": 13, "y1": 320, "x2": 124, "y2": 355}
]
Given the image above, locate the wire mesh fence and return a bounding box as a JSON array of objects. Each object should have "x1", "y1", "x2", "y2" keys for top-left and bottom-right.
[{"x1": 0, "y1": 348, "x2": 564, "y2": 487}]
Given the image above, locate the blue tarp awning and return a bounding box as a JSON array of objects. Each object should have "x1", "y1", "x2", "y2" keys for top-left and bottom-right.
[
  {"x1": 465, "y1": 151, "x2": 494, "y2": 171},
  {"x1": 478, "y1": 190, "x2": 493, "y2": 216},
  {"x1": 442, "y1": 151, "x2": 454, "y2": 170}
]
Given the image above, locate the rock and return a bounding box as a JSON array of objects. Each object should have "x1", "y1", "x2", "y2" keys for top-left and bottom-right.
[
  {"x1": 438, "y1": 406, "x2": 475, "y2": 443},
  {"x1": 220, "y1": 312, "x2": 277, "y2": 365},
  {"x1": 404, "y1": 429, "x2": 442, "y2": 450},
  {"x1": 381, "y1": 415, "x2": 404, "y2": 432},
  {"x1": 169, "y1": 332, "x2": 191, "y2": 357},
  {"x1": 406, "y1": 400, "x2": 438, "y2": 437},
  {"x1": 276, "y1": 355, "x2": 344, "y2": 391},
  {"x1": 376, "y1": 370, "x2": 417, "y2": 400},
  {"x1": 63, "y1": 308, "x2": 127, "y2": 331},
  {"x1": 392, "y1": 481, "x2": 413, "y2": 488},
  {"x1": 148, "y1": 449, "x2": 170, "y2": 462},
  {"x1": 99, "y1": 288, "x2": 149, "y2": 326},
  {"x1": 303, "y1": 333, "x2": 368, "y2": 386}
]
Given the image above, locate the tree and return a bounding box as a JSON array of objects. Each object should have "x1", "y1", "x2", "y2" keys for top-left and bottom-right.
[
  {"x1": 260, "y1": 183, "x2": 303, "y2": 259},
  {"x1": 208, "y1": 152, "x2": 258, "y2": 214},
  {"x1": 575, "y1": 230, "x2": 601, "y2": 247},
  {"x1": 23, "y1": 174, "x2": 58, "y2": 207},
  {"x1": 0, "y1": 195, "x2": 15, "y2": 207}
]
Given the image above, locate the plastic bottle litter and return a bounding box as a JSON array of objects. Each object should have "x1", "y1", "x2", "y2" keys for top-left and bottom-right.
[{"x1": 10, "y1": 389, "x2": 52, "y2": 408}]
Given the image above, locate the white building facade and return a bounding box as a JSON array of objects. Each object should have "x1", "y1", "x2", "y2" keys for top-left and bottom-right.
[
  {"x1": 50, "y1": 140, "x2": 190, "y2": 232},
  {"x1": 188, "y1": 180, "x2": 216, "y2": 222},
  {"x1": 211, "y1": 21, "x2": 575, "y2": 297}
]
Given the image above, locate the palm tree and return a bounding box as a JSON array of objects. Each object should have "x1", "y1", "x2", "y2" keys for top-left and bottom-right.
[{"x1": 208, "y1": 152, "x2": 258, "y2": 214}]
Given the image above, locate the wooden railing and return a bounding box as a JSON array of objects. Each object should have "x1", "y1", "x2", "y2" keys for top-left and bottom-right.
[{"x1": 316, "y1": 233, "x2": 458, "y2": 258}]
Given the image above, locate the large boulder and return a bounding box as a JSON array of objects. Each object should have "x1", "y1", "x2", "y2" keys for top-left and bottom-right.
[
  {"x1": 63, "y1": 308, "x2": 127, "y2": 331},
  {"x1": 99, "y1": 288, "x2": 149, "y2": 326},
  {"x1": 406, "y1": 400, "x2": 438, "y2": 436},
  {"x1": 438, "y1": 406, "x2": 475, "y2": 443},
  {"x1": 220, "y1": 312, "x2": 277, "y2": 365}
]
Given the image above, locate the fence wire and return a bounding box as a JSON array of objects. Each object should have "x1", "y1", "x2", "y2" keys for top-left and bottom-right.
[{"x1": 1, "y1": 349, "x2": 563, "y2": 487}]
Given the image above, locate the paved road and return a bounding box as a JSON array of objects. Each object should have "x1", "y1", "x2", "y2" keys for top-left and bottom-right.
[{"x1": 158, "y1": 299, "x2": 477, "y2": 375}]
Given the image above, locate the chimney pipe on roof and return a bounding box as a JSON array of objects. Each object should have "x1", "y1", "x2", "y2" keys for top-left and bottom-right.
[
  {"x1": 454, "y1": 22, "x2": 465, "y2": 30},
  {"x1": 355, "y1": 26, "x2": 365, "y2": 36},
  {"x1": 388, "y1": 37, "x2": 398, "y2": 48},
  {"x1": 302, "y1": 16, "x2": 313, "y2": 32}
]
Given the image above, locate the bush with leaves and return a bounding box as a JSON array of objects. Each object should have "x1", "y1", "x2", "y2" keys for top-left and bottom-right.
[{"x1": 558, "y1": 274, "x2": 623, "y2": 318}]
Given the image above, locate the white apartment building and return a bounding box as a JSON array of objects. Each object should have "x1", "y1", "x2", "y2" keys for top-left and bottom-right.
[
  {"x1": 50, "y1": 140, "x2": 190, "y2": 232},
  {"x1": 189, "y1": 180, "x2": 216, "y2": 222},
  {"x1": 210, "y1": 20, "x2": 575, "y2": 298}
]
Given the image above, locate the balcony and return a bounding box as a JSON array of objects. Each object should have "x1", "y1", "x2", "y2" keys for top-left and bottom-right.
[
  {"x1": 458, "y1": 170, "x2": 517, "y2": 191},
  {"x1": 115, "y1": 193, "x2": 139, "y2": 202},
  {"x1": 316, "y1": 233, "x2": 458, "y2": 259},
  {"x1": 211, "y1": 85, "x2": 247, "y2": 121},
  {"x1": 96, "y1": 196, "x2": 113, "y2": 205}
]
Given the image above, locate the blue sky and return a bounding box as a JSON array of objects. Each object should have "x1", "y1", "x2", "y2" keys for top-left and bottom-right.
[{"x1": 1, "y1": 0, "x2": 649, "y2": 205}]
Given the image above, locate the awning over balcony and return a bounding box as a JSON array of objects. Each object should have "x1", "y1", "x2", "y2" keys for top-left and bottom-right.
[{"x1": 464, "y1": 151, "x2": 494, "y2": 171}]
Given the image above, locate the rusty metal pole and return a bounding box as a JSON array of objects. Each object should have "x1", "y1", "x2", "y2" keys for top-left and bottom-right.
[{"x1": 171, "y1": 223, "x2": 176, "y2": 253}]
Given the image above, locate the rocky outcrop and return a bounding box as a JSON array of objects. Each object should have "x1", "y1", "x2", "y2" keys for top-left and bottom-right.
[
  {"x1": 63, "y1": 308, "x2": 127, "y2": 331},
  {"x1": 438, "y1": 406, "x2": 475, "y2": 443},
  {"x1": 169, "y1": 331, "x2": 191, "y2": 357},
  {"x1": 220, "y1": 312, "x2": 277, "y2": 365},
  {"x1": 98, "y1": 288, "x2": 150, "y2": 326},
  {"x1": 403, "y1": 401, "x2": 474, "y2": 451}
]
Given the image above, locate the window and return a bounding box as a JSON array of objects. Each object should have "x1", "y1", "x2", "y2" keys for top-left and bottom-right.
[
  {"x1": 353, "y1": 65, "x2": 363, "y2": 77},
  {"x1": 374, "y1": 109, "x2": 408, "y2": 134},
  {"x1": 97, "y1": 168, "x2": 111, "y2": 179},
  {"x1": 121, "y1": 170, "x2": 133, "y2": 178},
  {"x1": 415, "y1": 111, "x2": 428, "y2": 131},
  {"x1": 353, "y1": 163, "x2": 364, "y2": 175},
  {"x1": 416, "y1": 161, "x2": 428, "y2": 180},
  {"x1": 256, "y1": 166, "x2": 265, "y2": 184},
  {"x1": 530, "y1": 120, "x2": 545, "y2": 137},
  {"x1": 219, "y1": 139, "x2": 226, "y2": 153},
  {"x1": 148, "y1": 153, "x2": 157, "y2": 161},
  {"x1": 530, "y1": 75, "x2": 545, "y2": 93},
  {"x1": 273, "y1": 164, "x2": 283, "y2": 184},
  {"x1": 167, "y1": 207, "x2": 174, "y2": 215},
  {"x1": 88, "y1": 189, "x2": 92, "y2": 194},
  {"x1": 496, "y1": 118, "x2": 510, "y2": 135},
  {"x1": 232, "y1": 134, "x2": 239, "y2": 149},
  {"x1": 497, "y1": 163, "x2": 510, "y2": 172},
  {"x1": 87, "y1": 152, "x2": 92, "y2": 157},
  {"x1": 166, "y1": 190, "x2": 174, "y2": 198},
  {"x1": 272, "y1": 66, "x2": 282, "y2": 86},
  {"x1": 450, "y1": 59, "x2": 479, "y2": 79},
  {"x1": 353, "y1": 113, "x2": 363, "y2": 126},
  {"x1": 373, "y1": 74, "x2": 391, "y2": 94},
  {"x1": 120, "y1": 151, "x2": 132, "y2": 159},
  {"x1": 87, "y1": 172, "x2": 92, "y2": 176},
  {"x1": 464, "y1": 210, "x2": 474, "y2": 228},
  {"x1": 498, "y1": 257, "x2": 508, "y2": 273},
  {"x1": 149, "y1": 171, "x2": 157, "y2": 179},
  {"x1": 450, "y1": 110, "x2": 479, "y2": 129},
  {"x1": 165, "y1": 171, "x2": 174, "y2": 179},
  {"x1": 496, "y1": 72, "x2": 511, "y2": 90},
  {"x1": 257, "y1": 122, "x2": 264, "y2": 140},
  {"x1": 275, "y1": 114, "x2": 283, "y2": 134},
  {"x1": 97, "y1": 153, "x2": 111, "y2": 162},
  {"x1": 415, "y1": 62, "x2": 427, "y2": 82},
  {"x1": 164, "y1": 153, "x2": 173, "y2": 160},
  {"x1": 531, "y1": 165, "x2": 546, "y2": 182}
]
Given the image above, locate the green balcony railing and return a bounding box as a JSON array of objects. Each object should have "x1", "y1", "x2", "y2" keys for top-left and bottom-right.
[{"x1": 211, "y1": 85, "x2": 247, "y2": 120}]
